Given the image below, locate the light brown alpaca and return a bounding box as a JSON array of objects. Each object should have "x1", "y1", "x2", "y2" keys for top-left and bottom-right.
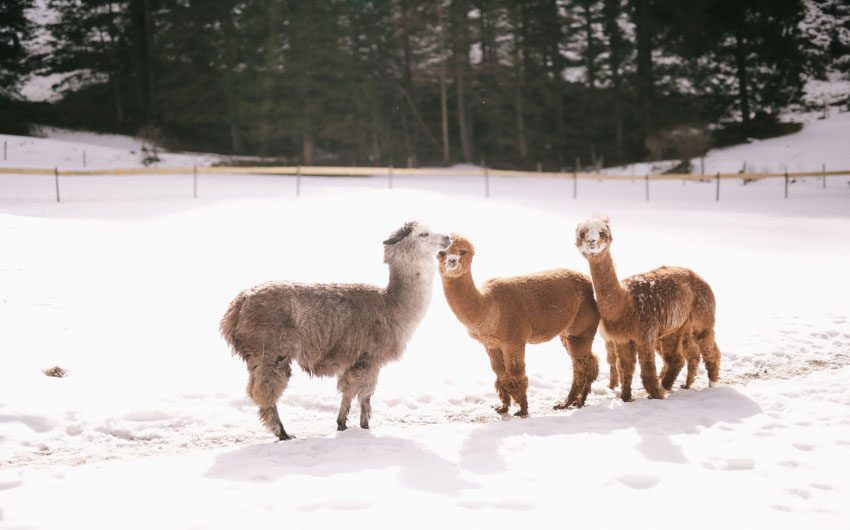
[
  {"x1": 575, "y1": 217, "x2": 721, "y2": 401},
  {"x1": 438, "y1": 234, "x2": 601, "y2": 416}
]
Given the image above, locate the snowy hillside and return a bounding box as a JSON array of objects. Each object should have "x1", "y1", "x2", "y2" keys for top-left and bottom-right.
[{"x1": 0, "y1": 116, "x2": 849, "y2": 529}]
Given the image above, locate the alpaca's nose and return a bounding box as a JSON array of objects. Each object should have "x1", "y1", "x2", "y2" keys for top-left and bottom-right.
[
  {"x1": 447, "y1": 257, "x2": 458, "y2": 267},
  {"x1": 442, "y1": 235, "x2": 451, "y2": 248}
]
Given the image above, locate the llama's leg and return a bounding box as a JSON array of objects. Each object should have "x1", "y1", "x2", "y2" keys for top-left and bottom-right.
[
  {"x1": 246, "y1": 355, "x2": 294, "y2": 441},
  {"x1": 659, "y1": 334, "x2": 685, "y2": 391},
  {"x1": 616, "y1": 341, "x2": 637, "y2": 402},
  {"x1": 682, "y1": 333, "x2": 701, "y2": 389},
  {"x1": 605, "y1": 340, "x2": 619, "y2": 390},
  {"x1": 486, "y1": 346, "x2": 511, "y2": 414},
  {"x1": 336, "y1": 362, "x2": 368, "y2": 431},
  {"x1": 696, "y1": 330, "x2": 721, "y2": 387},
  {"x1": 503, "y1": 345, "x2": 529, "y2": 417},
  {"x1": 637, "y1": 342, "x2": 665, "y2": 399},
  {"x1": 357, "y1": 371, "x2": 379, "y2": 429},
  {"x1": 556, "y1": 331, "x2": 599, "y2": 409}
]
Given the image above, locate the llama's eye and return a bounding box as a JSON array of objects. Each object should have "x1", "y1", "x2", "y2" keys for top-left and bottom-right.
[
  {"x1": 459, "y1": 250, "x2": 467, "y2": 256},
  {"x1": 419, "y1": 232, "x2": 430, "y2": 237}
]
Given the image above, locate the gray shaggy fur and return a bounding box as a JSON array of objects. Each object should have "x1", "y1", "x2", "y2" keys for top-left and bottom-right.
[{"x1": 220, "y1": 221, "x2": 451, "y2": 440}]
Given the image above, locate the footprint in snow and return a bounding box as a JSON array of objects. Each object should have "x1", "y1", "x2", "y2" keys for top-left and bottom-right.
[{"x1": 615, "y1": 473, "x2": 660, "y2": 489}]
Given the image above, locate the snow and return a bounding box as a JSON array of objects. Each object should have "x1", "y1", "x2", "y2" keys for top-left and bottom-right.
[{"x1": 1, "y1": 113, "x2": 850, "y2": 529}]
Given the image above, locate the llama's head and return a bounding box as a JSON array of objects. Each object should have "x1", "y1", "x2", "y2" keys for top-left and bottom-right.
[
  {"x1": 575, "y1": 216, "x2": 612, "y2": 259},
  {"x1": 383, "y1": 221, "x2": 451, "y2": 266},
  {"x1": 437, "y1": 233, "x2": 475, "y2": 278}
]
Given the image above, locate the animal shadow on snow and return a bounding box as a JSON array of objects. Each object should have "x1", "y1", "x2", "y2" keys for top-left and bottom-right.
[
  {"x1": 205, "y1": 431, "x2": 477, "y2": 495},
  {"x1": 460, "y1": 386, "x2": 762, "y2": 474}
]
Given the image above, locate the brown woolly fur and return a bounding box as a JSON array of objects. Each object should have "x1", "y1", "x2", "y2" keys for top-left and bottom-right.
[
  {"x1": 438, "y1": 234, "x2": 601, "y2": 417},
  {"x1": 575, "y1": 216, "x2": 721, "y2": 402},
  {"x1": 221, "y1": 221, "x2": 451, "y2": 440}
]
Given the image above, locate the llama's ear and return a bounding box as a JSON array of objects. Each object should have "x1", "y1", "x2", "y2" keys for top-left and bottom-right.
[{"x1": 383, "y1": 222, "x2": 414, "y2": 245}]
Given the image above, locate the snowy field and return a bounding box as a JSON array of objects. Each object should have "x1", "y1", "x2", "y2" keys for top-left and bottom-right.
[{"x1": 1, "y1": 118, "x2": 849, "y2": 529}]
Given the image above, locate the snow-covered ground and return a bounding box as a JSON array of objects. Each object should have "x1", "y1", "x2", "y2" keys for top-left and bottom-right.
[{"x1": 1, "y1": 114, "x2": 849, "y2": 529}]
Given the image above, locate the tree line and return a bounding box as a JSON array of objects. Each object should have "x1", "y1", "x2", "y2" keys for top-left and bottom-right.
[{"x1": 1, "y1": 0, "x2": 849, "y2": 168}]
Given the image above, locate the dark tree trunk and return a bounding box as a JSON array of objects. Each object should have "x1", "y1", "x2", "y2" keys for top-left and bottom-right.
[
  {"x1": 546, "y1": 0, "x2": 566, "y2": 165},
  {"x1": 438, "y1": 2, "x2": 451, "y2": 163},
  {"x1": 451, "y1": 0, "x2": 474, "y2": 163},
  {"x1": 130, "y1": 0, "x2": 155, "y2": 123},
  {"x1": 603, "y1": 0, "x2": 624, "y2": 157},
  {"x1": 734, "y1": 21, "x2": 751, "y2": 127},
  {"x1": 512, "y1": 3, "x2": 528, "y2": 160},
  {"x1": 399, "y1": 0, "x2": 416, "y2": 163},
  {"x1": 634, "y1": 0, "x2": 653, "y2": 144},
  {"x1": 583, "y1": 0, "x2": 596, "y2": 89}
]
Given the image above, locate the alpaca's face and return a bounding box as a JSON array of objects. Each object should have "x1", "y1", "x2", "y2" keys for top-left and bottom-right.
[
  {"x1": 576, "y1": 217, "x2": 612, "y2": 258},
  {"x1": 437, "y1": 234, "x2": 474, "y2": 278},
  {"x1": 383, "y1": 221, "x2": 451, "y2": 265}
]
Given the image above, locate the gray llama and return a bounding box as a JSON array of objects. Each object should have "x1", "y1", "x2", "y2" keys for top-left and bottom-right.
[{"x1": 220, "y1": 221, "x2": 451, "y2": 440}]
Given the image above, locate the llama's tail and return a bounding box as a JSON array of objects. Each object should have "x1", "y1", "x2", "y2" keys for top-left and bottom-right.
[{"x1": 220, "y1": 291, "x2": 250, "y2": 362}]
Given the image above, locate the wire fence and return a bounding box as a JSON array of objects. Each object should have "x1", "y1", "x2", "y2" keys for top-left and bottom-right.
[{"x1": 1, "y1": 163, "x2": 849, "y2": 202}]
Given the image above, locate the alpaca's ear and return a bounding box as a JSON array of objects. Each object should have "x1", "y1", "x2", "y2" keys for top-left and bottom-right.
[{"x1": 383, "y1": 222, "x2": 414, "y2": 245}]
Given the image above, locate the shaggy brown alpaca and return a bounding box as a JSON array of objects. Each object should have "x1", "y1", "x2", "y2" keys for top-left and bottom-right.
[
  {"x1": 438, "y1": 234, "x2": 601, "y2": 416},
  {"x1": 575, "y1": 216, "x2": 721, "y2": 401}
]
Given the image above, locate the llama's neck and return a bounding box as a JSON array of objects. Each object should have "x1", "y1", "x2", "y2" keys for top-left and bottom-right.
[
  {"x1": 440, "y1": 269, "x2": 486, "y2": 328},
  {"x1": 587, "y1": 251, "x2": 633, "y2": 321},
  {"x1": 385, "y1": 260, "x2": 436, "y2": 329}
]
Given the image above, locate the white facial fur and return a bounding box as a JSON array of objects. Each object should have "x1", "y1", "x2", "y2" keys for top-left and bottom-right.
[
  {"x1": 411, "y1": 224, "x2": 452, "y2": 256},
  {"x1": 577, "y1": 217, "x2": 610, "y2": 256},
  {"x1": 443, "y1": 252, "x2": 461, "y2": 272}
]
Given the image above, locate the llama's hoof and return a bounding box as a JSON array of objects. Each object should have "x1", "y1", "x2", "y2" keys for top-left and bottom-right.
[
  {"x1": 278, "y1": 433, "x2": 295, "y2": 441},
  {"x1": 680, "y1": 383, "x2": 692, "y2": 390},
  {"x1": 494, "y1": 404, "x2": 510, "y2": 414},
  {"x1": 553, "y1": 401, "x2": 568, "y2": 410},
  {"x1": 360, "y1": 421, "x2": 370, "y2": 430},
  {"x1": 514, "y1": 410, "x2": 529, "y2": 418},
  {"x1": 337, "y1": 423, "x2": 348, "y2": 431}
]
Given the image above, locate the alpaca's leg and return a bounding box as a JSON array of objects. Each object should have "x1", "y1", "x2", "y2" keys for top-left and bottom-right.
[
  {"x1": 503, "y1": 345, "x2": 529, "y2": 417},
  {"x1": 246, "y1": 355, "x2": 293, "y2": 441},
  {"x1": 682, "y1": 333, "x2": 701, "y2": 389},
  {"x1": 357, "y1": 371, "x2": 379, "y2": 429},
  {"x1": 637, "y1": 342, "x2": 665, "y2": 399},
  {"x1": 696, "y1": 330, "x2": 721, "y2": 387},
  {"x1": 659, "y1": 334, "x2": 685, "y2": 391},
  {"x1": 486, "y1": 347, "x2": 511, "y2": 414},
  {"x1": 336, "y1": 361, "x2": 376, "y2": 430},
  {"x1": 556, "y1": 331, "x2": 599, "y2": 409},
  {"x1": 605, "y1": 340, "x2": 619, "y2": 390},
  {"x1": 616, "y1": 341, "x2": 637, "y2": 402}
]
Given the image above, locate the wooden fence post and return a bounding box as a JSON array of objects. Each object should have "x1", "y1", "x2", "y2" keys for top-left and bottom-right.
[
  {"x1": 573, "y1": 169, "x2": 578, "y2": 200},
  {"x1": 296, "y1": 166, "x2": 301, "y2": 197},
  {"x1": 784, "y1": 171, "x2": 789, "y2": 199},
  {"x1": 645, "y1": 174, "x2": 649, "y2": 201},
  {"x1": 716, "y1": 172, "x2": 720, "y2": 201},
  {"x1": 54, "y1": 167, "x2": 60, "y2": 203},
  {"x1": 822, "y1": 163, "x2": 826, "y2": 189},
  {"x1": 3, "y1": 140, "x2": 6, "y2": 161}
]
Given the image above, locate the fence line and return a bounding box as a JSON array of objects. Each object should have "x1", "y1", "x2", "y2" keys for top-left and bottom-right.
[{"x1": 1, "y1": 164, "x2": 849, "y2": 181}]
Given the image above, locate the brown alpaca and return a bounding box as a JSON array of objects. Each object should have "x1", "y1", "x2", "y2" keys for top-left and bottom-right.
[
  {"x1": 438, "y1": 234, "x2": 601, "y2": 416},
  {"x1": 575, "y1": 216, "x2": 721, "y2": 401}
]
